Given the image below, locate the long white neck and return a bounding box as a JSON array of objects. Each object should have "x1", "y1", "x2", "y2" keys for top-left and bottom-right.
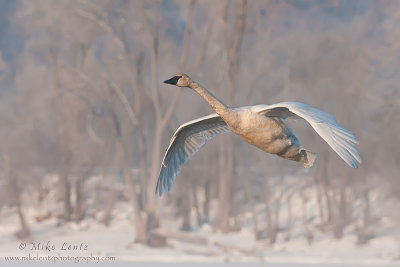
[{"x1": 188, "y1": 81, "x2": 234, "y2": 120}]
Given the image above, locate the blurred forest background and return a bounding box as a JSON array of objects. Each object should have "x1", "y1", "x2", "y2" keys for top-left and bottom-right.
[{"x1": 0, "y1": 0, "x2": 399, "y2": 258}]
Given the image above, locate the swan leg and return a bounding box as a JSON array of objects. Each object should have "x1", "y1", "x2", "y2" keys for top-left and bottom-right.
[
  {"x1": 301, "y1": 150, "x2": 317, "y2": 168},
  {"x1": 276, "y1": 144, "x2": 316, "y2": 168}
]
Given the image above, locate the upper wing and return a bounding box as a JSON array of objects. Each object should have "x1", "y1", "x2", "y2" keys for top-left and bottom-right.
[
  {"x1": 256, "y1": 102, "x2": 362, "y2": 168},
  {"x1": 155, "y1": 114, "x2": 230, "y2": 196}
]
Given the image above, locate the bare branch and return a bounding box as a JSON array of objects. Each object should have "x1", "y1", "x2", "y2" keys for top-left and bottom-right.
[{"x1": 74, "y1": 8, "x2": 125, "y2": 53}]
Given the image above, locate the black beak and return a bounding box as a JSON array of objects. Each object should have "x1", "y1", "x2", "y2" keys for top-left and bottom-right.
[{"x1": 163, "y1": 76, "x2": 181, "y2": 85}]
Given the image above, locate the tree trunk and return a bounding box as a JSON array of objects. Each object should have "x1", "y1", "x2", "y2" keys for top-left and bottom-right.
[
  {"x1": 214, "y1": 0, "x2": 247, "y2": 233},
  {"x1": 146, "y1": 124, "x2": 163, "y2": 229},
  {"x1": 301, "y1": 190, "x2": 313, "y2": 245},
  {"x1": 16, "y1": 202, "x2": 30, "y2": 239},
  {"x1": 136, "y1": 130, "x2": 147, "y2": 209},
  {"x1": 357, "y1": 167, "x2": 370, "y2": 244},
  {"x1": 124, "y1": 168, "x2": 147, "y2": 244},
  {"x1": 102, "y1": 184, "x2": 115, "y2": 227},
  {"x1": 313, "y1": 168, "x2": 325, "y2": 226},
  {"x1": 49, "y1": 45, "x2": 72, "y2": 221},
  {"x1": 285, "y1": 194, "x2": 293, "y2": 241},
  {"x1": 62, "y1": 178, "x2": 73, "y2": 221},
  {"x1": 243, "y1": 174, "x2": 258, "y2": 239},
  {"x1": 358, "y1": 186, "x2": 370, "y2": 244},
  {"x1": 263, "y1": 176, "x2": 277, "y2": 244},
  {"x1": 192, "y1": 186, "x2": 203, "y2": 226},
  {"x1": 180, "y1": 194, "x2": 191, "y2": 231},
  {"x1": 74, "y1": 176, "x2": 85, "y2": 222},
  {"x1": 333, "y1": 174, "x2": 347, "y2": 239},
  {"x1": 320, "y1": 156, "x2": 333, "y2": 226},
  {"x1": 203, "y1": 180, "x2": 210, "y2": 223},
  {"x1": 214, "y1": 137, "x2": 233, "y2": 233}
]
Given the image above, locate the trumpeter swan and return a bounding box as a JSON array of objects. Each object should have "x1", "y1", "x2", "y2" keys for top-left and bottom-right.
[{"x1": 156, "y1": 73, "x2": 361, "y2": 196}]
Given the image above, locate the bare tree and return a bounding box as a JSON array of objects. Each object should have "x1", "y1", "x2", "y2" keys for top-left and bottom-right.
[
  {"x1": 214, "y1": 0, "x2": 248, "y2": 233},
  {"x1": 3, "y1": 0, "x2": 399, "y2": 253}
]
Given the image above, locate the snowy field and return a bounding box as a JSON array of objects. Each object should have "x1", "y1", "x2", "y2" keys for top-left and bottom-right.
[{"x1": 0, "y1": 201, "x2": 399, "y2": 267}]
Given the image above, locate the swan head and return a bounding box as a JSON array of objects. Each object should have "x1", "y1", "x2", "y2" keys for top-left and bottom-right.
[{"x1": 164, "y1": 73, "x2": 191, "y2": 87}]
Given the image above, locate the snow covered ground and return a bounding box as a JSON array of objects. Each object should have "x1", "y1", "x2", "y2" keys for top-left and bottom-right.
[{"x1": 0, "y1": 201, "x2": 399, "y2": 267}]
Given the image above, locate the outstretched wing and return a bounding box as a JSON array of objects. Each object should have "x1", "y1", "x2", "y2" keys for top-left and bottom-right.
[
  {"x1": 255, "y1": 102, "x2": 362, "y2": 168},
  {"x1": 155, "y1": 114, "x2": 230, "y2": 196}
]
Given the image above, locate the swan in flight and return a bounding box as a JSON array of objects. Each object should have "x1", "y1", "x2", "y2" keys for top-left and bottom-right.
[{"x1": 156, "y1": 73, "x2": 361, "y2": 196}]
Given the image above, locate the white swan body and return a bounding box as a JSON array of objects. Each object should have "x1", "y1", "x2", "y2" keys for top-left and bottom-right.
[{"x1": 156, "y1": 74, "x2": 361, "y2": 196}]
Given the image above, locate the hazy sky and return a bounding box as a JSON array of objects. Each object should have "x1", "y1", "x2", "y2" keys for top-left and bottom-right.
[
  {"x1": 0, "y1": 0, "x2": 386, "y2": 64},
  {"x1": 0, "y1": 0, "x2": 19, "y2": 62}
]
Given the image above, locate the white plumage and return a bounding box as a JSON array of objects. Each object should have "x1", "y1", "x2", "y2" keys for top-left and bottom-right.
[
  {"x1": 256, "y1": 102, "x2": 361, "y2": 168},
  {"x1": 156, "y1": 74, "x2": 361, "y2": 196}
]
